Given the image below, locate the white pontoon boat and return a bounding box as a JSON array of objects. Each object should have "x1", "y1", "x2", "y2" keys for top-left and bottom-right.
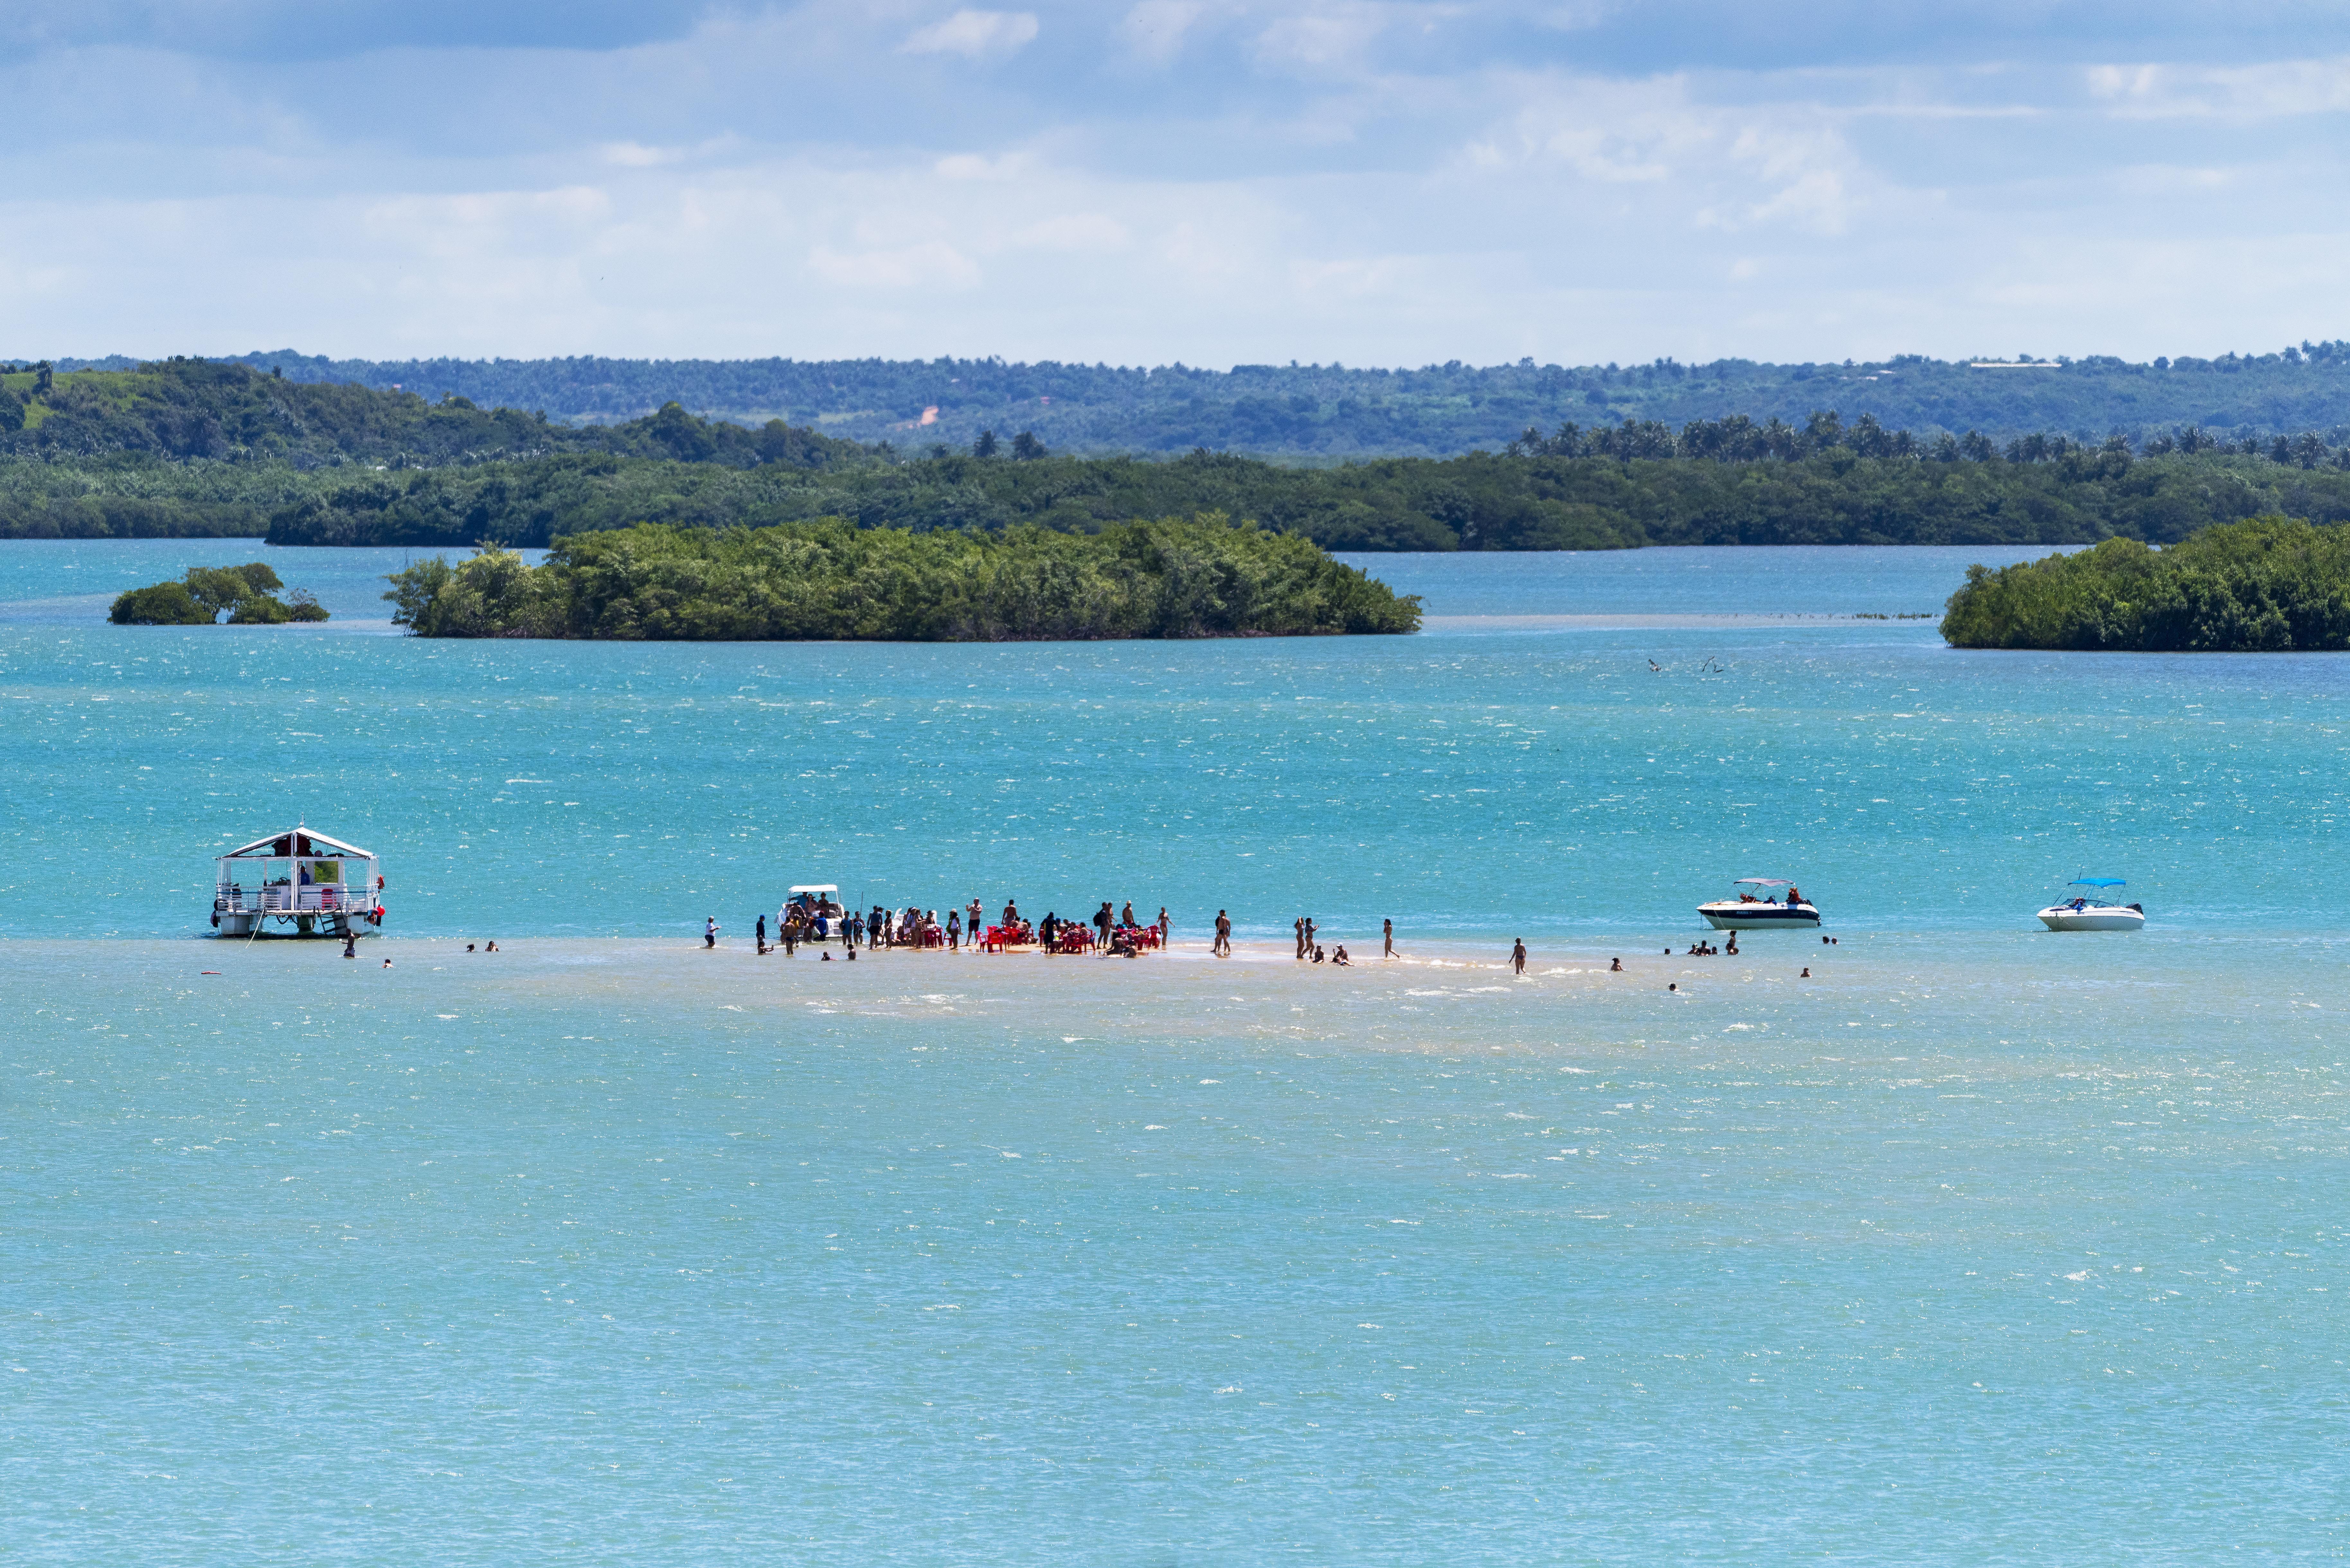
[
  {"x1": 2037, "y1": 878, "x2": 2145, "y2": 931},
  {"x1": 1699, "y1": 878, "x2": 1821, "y2": 931},
  {"x1": 212, "y1": 826, "x2": 382, "y2": 938}
]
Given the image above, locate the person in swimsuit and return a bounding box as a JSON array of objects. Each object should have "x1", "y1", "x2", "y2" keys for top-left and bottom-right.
[
  {"x1": 1511, "y1": 939, "x2": 1527, "y2": 975},
  {"x1": 1214, "y1": 910, "x2": 1232, "y2": 957}
]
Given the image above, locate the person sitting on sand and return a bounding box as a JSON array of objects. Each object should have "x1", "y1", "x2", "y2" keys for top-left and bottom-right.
[
  {"x1": 1311, "y1": 945, "x2": 1325, "y2": 963},
  {"x1": 1332, "y1": 945, "x2": 1351, "y2": 966}
]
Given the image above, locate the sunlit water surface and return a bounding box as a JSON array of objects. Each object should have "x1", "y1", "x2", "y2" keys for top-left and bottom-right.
[{"x1": 4, "y1": 540, "x2": 2346, "y2": 1563}]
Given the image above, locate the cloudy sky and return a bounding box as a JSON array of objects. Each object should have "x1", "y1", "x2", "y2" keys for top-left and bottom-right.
[{"x1": 5, "y1": 1, "x2": 2348, "y2": 366}]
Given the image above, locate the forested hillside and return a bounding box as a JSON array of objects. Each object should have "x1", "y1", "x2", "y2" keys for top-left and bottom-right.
[
  {"x1": 16, "y1": 355, "x2": 2350, "y2": 553},
  {"x1": 0, "y1": 359, "x2": 860, "y2": 468},
  {"x1": 54, "y1": 342, "x2": 2346, "y2": 456}
]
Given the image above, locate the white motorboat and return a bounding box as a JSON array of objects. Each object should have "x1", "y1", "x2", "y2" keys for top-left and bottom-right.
[
  {"x1": 2037, "y1": 878, "x2": 2145, "y2": 931},
  {"x1": 1699, "y1": 877, "x2": 1821, "y2": 931}
]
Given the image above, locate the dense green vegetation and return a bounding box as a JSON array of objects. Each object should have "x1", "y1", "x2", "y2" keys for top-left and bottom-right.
[
  {"x1": 0, "y1": 359, "x2": 860, "y2": 468},
  {"x1": 110, "y1": 560, "x2": 328, "y2": 625},
  {"x1": 19, "y1": 355, "x2": 2350, "y2": 553},
  {"x1": 265, "y1": 441, "x2": 2350, "y2": 552},
  {"x1": 1941, "y1": 517, "x2": 2350, "y2": 651},
  {"x1": 111, "y1": 341, "x2": 2350, "y2": 456},
  {"x1": 383, "y1": 517, "x2": 1420, "y2": 641}
]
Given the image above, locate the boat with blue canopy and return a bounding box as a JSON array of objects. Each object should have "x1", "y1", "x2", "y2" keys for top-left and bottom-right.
[{"x1": 2037, "y1": 877, "x2": 2144, "y2": 931}]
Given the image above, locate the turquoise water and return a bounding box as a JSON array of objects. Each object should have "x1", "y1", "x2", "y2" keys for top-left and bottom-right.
[{"x1": 5, "y1": 541, "x2": 2348, "y2": 1562}]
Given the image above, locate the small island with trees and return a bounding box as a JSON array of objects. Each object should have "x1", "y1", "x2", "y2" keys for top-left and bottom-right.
[
  {"x1": 110, "y1": 561, "x2": 329, "y2": 625},
  {"x1": 1940, "y1": 516, "x2": 2350, "y2": 651},
  {"x1": 381, "y1": 515, "x2": 1421, "y2": 640}
]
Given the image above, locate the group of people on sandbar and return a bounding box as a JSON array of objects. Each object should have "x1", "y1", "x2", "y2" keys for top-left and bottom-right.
[{"x1": 740, "y1": 893, "x2": 1172, "y2": 958}]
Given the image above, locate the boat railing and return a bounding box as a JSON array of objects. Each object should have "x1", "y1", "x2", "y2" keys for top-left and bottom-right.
[{"x1": 217, "y1": 885, "x2": 363, "y2": 915}]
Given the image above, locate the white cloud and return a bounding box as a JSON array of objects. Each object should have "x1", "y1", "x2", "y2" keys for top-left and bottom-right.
[
  {"x1": 1121, "y1": 0, "x2": 1209, "y2": 64},
  {"x1": 902, "y1": 9, "x2": 1040, "y2": 59},
  {"x1": 2087, "y1": 56, "x2": 2350, "y2": 119},
  {"x1": 1254, "y1": 4, "x2": 1391, "y2": 72},
  {"x1": 1012, "y1": 213, "x2": 1132, "y2": 251},
  {"x1": 808, "y1": 239, "x2": 983, "y2": 290}
]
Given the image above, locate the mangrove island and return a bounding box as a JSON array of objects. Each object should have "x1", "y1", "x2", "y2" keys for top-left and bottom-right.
[
  {"x1": 382, "y1": 516, "x2": 1422, "y2": 640},
  {"x1": 1940, "y1": 515, "x2": 2350, "y2": 651}
]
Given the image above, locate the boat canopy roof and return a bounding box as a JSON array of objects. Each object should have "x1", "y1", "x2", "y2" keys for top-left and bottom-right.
[
  {"x1": 2070, "y1": 877, "x2": 2126, "y2": 888},
  {"x1": 1734, "y1": 878, "x2": 1793, "y2": 887},
  {"x1": 220, "y1": 828, "x2": 376, "y2": 861},
  {"x1": 788, "y1": 884, "x2": 839, "y2": 895}
]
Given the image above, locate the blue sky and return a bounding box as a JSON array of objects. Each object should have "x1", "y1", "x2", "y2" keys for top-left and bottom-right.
[{"x1": 5, "y1": 1, "x2": 2349, "y2": 365}]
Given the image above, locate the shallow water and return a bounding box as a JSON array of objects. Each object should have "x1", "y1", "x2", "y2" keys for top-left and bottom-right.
[{"x1": 5, "y1": 541, "x2": 2348, "y2": 1563}]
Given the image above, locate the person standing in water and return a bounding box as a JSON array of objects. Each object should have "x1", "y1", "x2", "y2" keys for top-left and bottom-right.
[
  {"x1": 1214, "y1": 910, "x2": 1232, "y2": 957},
  {"x1": 1511, "y1": 939, "x2": 1527, "y2": 976},
  {"x1": 1294, "y1": 917, "x2": 1307, "y2": 960},
  {"x1": 1382, "y1": 919, "x2": 1395, "y2": 959},
  {"x1": 1157, "y1": 907, "x2": 1170, "y2": 948},
  {"x1": 705, "y1": 916, "x2": 719, "y2": 950},
  {"x1": 756, "y1": 913, "x2": 767, "y2": 955}
]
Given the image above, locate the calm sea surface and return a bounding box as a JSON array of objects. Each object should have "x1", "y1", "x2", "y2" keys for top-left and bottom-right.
[{"x1": 4, "y1": 540, "x2": 2346, "y2": 1563}]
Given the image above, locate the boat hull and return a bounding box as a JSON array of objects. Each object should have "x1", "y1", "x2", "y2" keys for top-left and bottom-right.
[
  {"x1": 1699, "y1": 901, "x2": 1820, "y2": 931},
  {"x1": 2037, "y1": 905, "x2": 2145, "y2": 931}
]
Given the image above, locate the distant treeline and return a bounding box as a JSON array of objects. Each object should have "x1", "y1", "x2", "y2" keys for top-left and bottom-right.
[
  {"x1": 15, "y1": 443, "x2": 2350, "y2": 554},
  {"x1": 383, "y1": 517, "x2": 1421, "y2": 641},
  {"x1": 0, "y1": 358, "x2": 862, "y2": 468},
  {"x1": 93, "y1": 340, "x2": 2350, "y2": 456},
  {"x1": 1941, "y1": 517, "x2": 2350, "y2": 652},
  {"x1": 16, "y1": 356, "x2": 2350, "y2": 552}
]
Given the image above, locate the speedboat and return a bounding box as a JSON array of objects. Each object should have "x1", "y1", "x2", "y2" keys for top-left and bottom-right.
[
  {"x1": 1699, "y1": 878, "x2": 1820, "y2": 930},
  {"x1": 2038, "y1": 878, "x2": 2145, "y2": 931}
]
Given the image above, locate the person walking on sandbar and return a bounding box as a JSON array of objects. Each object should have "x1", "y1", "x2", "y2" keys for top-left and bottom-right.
[
  {"x1": 705, "y1": 916, "x2": 719, "y2": 949},
  {"x1": 1510, "y1": 939, "x2": 1527, "y2": 976},
  {"x1": 1383, "y1": 919, "x2": 1395, "y2": 959}
]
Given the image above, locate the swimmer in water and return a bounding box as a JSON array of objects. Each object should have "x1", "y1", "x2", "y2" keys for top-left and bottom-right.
[
  {"x1": 1610, "y1": 957, "x2": 1622, "y2": 972},
  {"x1": 1800, "y1": 967, "x2": 1810, "y2": 978}
]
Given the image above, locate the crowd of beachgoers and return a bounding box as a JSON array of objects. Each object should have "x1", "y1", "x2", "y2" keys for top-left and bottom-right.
[
  {"x1": 716, "y1": 897, "x2": 1415, "y2": 967},
  {"x1": 728, "y1": 893, "x2": 1178, "y2": 960}
]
